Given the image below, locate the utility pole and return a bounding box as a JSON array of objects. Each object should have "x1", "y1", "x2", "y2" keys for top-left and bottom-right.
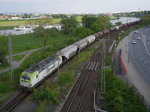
[
  {"x1": 101, "y1": 48, "x2": 103, "y2": 91},
  {"x1": 8, "y1": 34, "x2": 13, "y2": 87},
  {"x1": 103, "y1": 39, "x2": 106, "y2": 92},
  {"x1": 101, "y1": 39, "x2": 106, "y2": 92}
]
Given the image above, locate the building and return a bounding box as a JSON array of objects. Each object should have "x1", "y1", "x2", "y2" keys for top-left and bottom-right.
[
  {"x1": 0, "y1": 15, "x2": 10, "y2": 20},
  {"x1": 10, "y1": 16, "x2": 22, "y2": 20}
]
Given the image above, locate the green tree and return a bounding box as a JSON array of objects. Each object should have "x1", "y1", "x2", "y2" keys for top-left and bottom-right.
[
  {"x1": 82, "y1": 16, "x2": 97, "y2": 28},
  {"x1": 61, "y1": 16, "x2": 78, "y2": 34},
  {"x1": 47, "y1": 27, "x2": 59, "y2": 37},
  {"x1": 141, "y1": 15, "x2": 150, "y2": 26},
  {"x1": 91, "y1": 16, "x2": 111, "y2": 33},
  {"x1": 34, "y1": 26, "x2": 49, "y2": 48},
  {"x1": 0, "y1": 36, "x2": 8, "y2": 65},
  {"x1": 73, "y1": 27, "x2": 92, "y2": 38}
]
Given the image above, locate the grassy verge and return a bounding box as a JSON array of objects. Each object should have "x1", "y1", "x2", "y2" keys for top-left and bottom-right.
[
  {"x1": 32, "y1": 40, "x2": 102, "y2": 111},
  {"x1": 0, "y1": 16, "x2": 82, "y2": 30},
  {"x1": 11, "y1": 33, "x2": 75, "y2": 54},
  {"x1": 0, "y1": 30, "x2": 80, "y2": 105},
  {"x1": 13, "y1": 54, "x2": 27, "y2": 61},
  {"x1": 0, "y1": 82, "x2": 14, "y2": 106},
  {"x1": 102, "y1": 68, "x2": 148, "y2": 112},
  {"x1": 0, "y1": 64, "x2": 9, "y2": 70},
  {"x1": 99, "y1": 25, "x2": 148, "y2": 112},
  {"x1": 0, "y1": 26, "x2": 15, "y2": 30},
  {"x1": 0, "y1": 19, "x2": 58, "y2": 27}
]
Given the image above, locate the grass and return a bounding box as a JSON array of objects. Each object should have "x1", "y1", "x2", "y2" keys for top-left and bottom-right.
[
  {"x1": 0, "y1": 64, "x2": 9, "y2": 70},
  {"x1": 11, "y1": 33, "x2": 73, "y2": 54},
  {"x1": 32, "y1": 40, "x2": 102, "y2": 111},
  {"x1": 0, "y1": 16, "x2": 82, "y2": 30},
  {"x1": 76, "y1": 16, "x2": 82, "y2": 22},
  {"x1": 33, "y1": 101, "x2": 48, "y2": 112},
  {"x1": 0, "y1": 31, "x2": 78, "y2": 105},
  {"x1": 99, "y1": 24, "x2": 148, "y2": 112},
  {"x1": 0, "y1": 19, "x2": 56, "y2": 27},
  {"x1": 0, "y1": 92, "x2": 14, "y2": 106},
  {"x1": 102, "y1": 68, "x2": 148, "y2": 112},
  {"x1": 0, "y1": 26, "x2": 16, "y2": 30},
  {"x1": 13, "y1": 54, "x2": 27, "y2": 61}
]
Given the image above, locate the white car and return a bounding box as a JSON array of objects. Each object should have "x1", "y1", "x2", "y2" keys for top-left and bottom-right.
[
  {"x1": 137, "y1": 37, "x2": 141, "y2": 40},
  {"x1": 134, "y1": 31, "x2": 138, "y2": 34},
  {"x1": 131, "y1": 40, "x2": 136, "y2": 44}
]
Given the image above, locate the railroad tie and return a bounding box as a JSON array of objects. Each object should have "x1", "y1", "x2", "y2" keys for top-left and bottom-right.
[
  {"x1": 88, "y1": 62, "x2": 93, "y2": 70},
  {"x1": 94, "y1": 63, "x2": 99, "y2": 71},
  {"x1": 91, "y1": 63, "x2": 96, "y2": 71},
  {"x1": 86, "y1": 61, "x2": 91, "y2": 70}
]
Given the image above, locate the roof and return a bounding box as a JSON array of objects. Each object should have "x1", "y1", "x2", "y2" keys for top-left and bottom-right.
[{"x1": 25, "y1": 55, "x2": 58, "y2": 73}]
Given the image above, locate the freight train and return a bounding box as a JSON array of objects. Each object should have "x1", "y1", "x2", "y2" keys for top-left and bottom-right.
[{"x1": 20, "y1": 20, "x2": 140, "y2": 91}]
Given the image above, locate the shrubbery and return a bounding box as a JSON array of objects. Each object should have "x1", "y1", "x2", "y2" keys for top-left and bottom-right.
[
  {"x1": 0, "y1": 82, "x2": 13, "y2": 93},
  {"x1": 33, "y1": 85, "x2": 59, "y2": 104},
  {"x1": 103, "y1": 68, "x2": 148, "y2": 112},
  {"x1": 73, "y1": 27, "x2": 92, "y2": 38},
  {"x1": 141, "y1": 15, "x2": 150, "y2": 26},
  {"x1": 0, "y1": 36, "x2": 8, "y2": 65},
  {"x1": 58, "y1": 71, "x2": 74, "y2": 87}
]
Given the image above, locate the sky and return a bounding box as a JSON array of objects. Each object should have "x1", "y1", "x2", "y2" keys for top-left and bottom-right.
[{"x1": 0, "y1": 0, "x2": 150, "y2": 14}]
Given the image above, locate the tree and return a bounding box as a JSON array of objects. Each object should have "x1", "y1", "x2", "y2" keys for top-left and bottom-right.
[
  {"x1": 61, "y1": 16, "x2": 78, "y2": 34},
  {"x1": 82, "y1": 16, "x2": 97, "y2": 28},
  {"x1": 91, "y1": 16, "x2": 111, "y2": 33},
  {"x1": 0, "y1": 36, "x2": 8, "y2": 65},
  {"x1": 34, "y1": 26, "x2": 49, "y2": 48},
  {"x1": 73, "y1": 27, "x2": 92, "y2": 38},
  {"x1": 141, "y1": 15, "x2": 150, "y2": 26},
  {"x1": 47, "y1": 28, "x2": 59, "y2": 37}
]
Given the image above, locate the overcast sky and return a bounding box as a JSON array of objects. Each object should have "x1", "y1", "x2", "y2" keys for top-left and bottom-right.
[{"x1": 0, "y1": 0, "x2": 150, "y2": 14}]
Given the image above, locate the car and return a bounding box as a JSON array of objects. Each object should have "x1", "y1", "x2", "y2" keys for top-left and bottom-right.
[
  {"x1": 134, "y1": 31, "x2": 138, "y2": 34},
  {"x1": 131, "y1": 40, "x2": 136, "y2": 44},
  {"x1": 137, "y1": 37, "x2": 141, "y2": 40}
]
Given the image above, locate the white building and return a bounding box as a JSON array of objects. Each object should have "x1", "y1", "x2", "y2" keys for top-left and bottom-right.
[{"x1": 10, "y1": 16, "x2": 22, "y2": 20}]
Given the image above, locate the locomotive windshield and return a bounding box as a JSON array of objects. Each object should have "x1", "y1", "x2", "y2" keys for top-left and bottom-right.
[{"x1": 21, "y1": 74, "x2": 30, "y2": 82}]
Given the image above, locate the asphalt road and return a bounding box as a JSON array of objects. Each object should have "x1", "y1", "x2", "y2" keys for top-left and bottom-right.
[
  {"x1": 0, "y1": 46, "x2": 49, "y2": 74},
  {"x1": 116, "y1": 26, "x2": 150, "y2": 107},
  {"x1": 129, "y1": 26, "x2": 150, "y2": 86}
]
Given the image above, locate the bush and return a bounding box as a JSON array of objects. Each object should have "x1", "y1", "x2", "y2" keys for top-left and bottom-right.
[
  {"x1": 61, "y1": 16, "x2": 78, "y2": 34},
  {"x1": 33, "y1": 86, "x2": 59, "y2": 104},
  {"x1": 0, "y1": 36, "x2": 8, "y2": 65},
  {"x1": 103, "y1": 68, "x2": 148, "y2": 112},
  {"x1": 141, "y1": 15, "x2": 150, "y2": 26},
  {"x1": 58, "y1": 71, "x2": 74, "y2": 87},
  {"x1": 47, "y1": 28, "x2": 60, "y2": 37},
  {"x1": 73, "y1": 27, "x2": 92, "y2": 38},
  {"x1": 0, "y1": 82, "x2": 13, "y2": 93}
]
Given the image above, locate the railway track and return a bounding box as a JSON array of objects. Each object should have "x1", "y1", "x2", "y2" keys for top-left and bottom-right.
[
  {"x1": 0, "y1": 91, "x2": 30, "y2": 112},
  {"x1": 60, "y1": 44, "x2": 104, "y2": 112},
  {"x1": 60, "y1": 32, "x2": 123, "y2": 112},
  {"x1": 0, "y1": 24, "x2": 137, "y2": 112}
]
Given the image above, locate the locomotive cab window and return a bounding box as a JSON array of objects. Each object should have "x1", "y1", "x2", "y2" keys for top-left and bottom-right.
[{"x1": 21, "y1": 74, "x2": 30, "y2": 81}]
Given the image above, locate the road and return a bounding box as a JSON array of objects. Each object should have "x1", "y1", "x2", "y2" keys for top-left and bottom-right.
[
  {"x1": 117, "y1": 26, "x2": 150, "y2": 107},
  {"x1": 129, "y1": 26, "x2": 150, "y2": 86},
  {"x1": 0, "y1": 47, "x2": 44, "y2": 74}
]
